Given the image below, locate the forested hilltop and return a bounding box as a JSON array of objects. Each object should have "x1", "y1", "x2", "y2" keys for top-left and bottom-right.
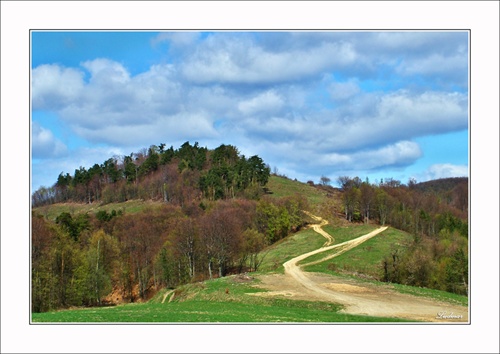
[
  {"x1": 31, "y1": 142, "x2": 469, "y2": 313},
  {"x1": 32, "y1": 142, "x2": 271, "y2": 207}
]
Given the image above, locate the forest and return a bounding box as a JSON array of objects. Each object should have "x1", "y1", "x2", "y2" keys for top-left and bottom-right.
[
  {"x1": 333, "y1": 175, "x2": 468, "y2": 296},
  {"x1": 31, "y1": 142, "x2": 308, "y2": 312},
  {"x1": 31, "y1": 141, "x2": 468, "y2": 313}
]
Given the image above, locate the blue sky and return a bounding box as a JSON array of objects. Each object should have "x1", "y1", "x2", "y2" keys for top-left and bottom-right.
[{"x1": 31, "y1": 31, "x2": 469, "y2": 190}]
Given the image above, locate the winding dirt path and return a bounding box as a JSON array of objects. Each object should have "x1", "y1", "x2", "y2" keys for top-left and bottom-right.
[{"x1": 254, "y1": 215, "x2": 468, "y2": 322}]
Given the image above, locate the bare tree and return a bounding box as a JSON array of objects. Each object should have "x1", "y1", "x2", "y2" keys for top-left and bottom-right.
[
  {"x1": 173, "y1": 218, "x2": 199, "y2": 280},
  {"x1": 319, "y1": 175, "x2": 331, "y2": 186}
]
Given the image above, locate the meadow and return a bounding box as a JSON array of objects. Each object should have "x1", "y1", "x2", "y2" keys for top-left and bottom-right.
[{"x1": 32, "y1": 275, "x2": 410, "y2": 323}]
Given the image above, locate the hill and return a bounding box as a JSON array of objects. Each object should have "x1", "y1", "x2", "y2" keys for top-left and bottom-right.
[
  {"x1": 414, "y1": 176, "x2": 468, "y2": 193},
  {"x1": 31, "y1": 142, "x2": 468, "y2": 320},
  {"x1": 32, "y1": 141, "x2": 271, "y2": 207}
]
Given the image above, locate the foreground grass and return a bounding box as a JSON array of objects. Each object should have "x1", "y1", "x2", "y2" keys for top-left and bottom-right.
[{"x1": 32, "y1": 277, "x2": 410, "y2": 323}]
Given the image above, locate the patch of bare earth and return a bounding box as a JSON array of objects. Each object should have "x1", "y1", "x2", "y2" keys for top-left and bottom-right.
[{"x1": 250, "y1": 215, "x2": 468, "y2": 323}]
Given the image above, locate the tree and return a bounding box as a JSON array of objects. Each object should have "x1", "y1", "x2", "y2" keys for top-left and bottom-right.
[
  {"x1": 200, "y1": 204, "x2": 243, "y2": 278},
  {"x1": 50, "y1": 227, "x2": 86, "y2": 307},
  {"x1": 85, "y1": 230, "x2": 120, "y2": 305},
  {"x1": 102, "y1": 158, "x2": 121, "y2": 184},
  {"x1": 319, "y1": 176, "x2": 331, "y2": 186},
  {"x1": 139, "y1": 146, "x2": 160, "y2": 177},
  {"x1": 360, "y1": 183, "x2": 375, "y2": 224},
  {"x1": 32, "y1": 214, "x2": 56, "y2": 312},
  {"x1": 55, "y1": 172, "x2": 73, "y2": 202},
  {"x1": 343, "y1": 187, "x2": 360, "y2": 222},
  {"x1": 247, "y1": 155, "x2": 270, "y2": 186},
  {"x1": 173, "y1": 218, "x2": 199, "y2": 280},
  {"x1": 55, "y1": 212, "x2": 90, "y2": 242},
  {"x1": 445, "y1": 248, "x2": 468, "y2": 295},
  {"x1": 336, "y1": 176, "x2": 352, "y2": 190},
  {"x1": 123, "y1": 154, "x2": 138, "y2": 183},
  {"x1": 241, "y1": 229, "x2": 267, "y2": 272},
  {"x1": 375, "y1": 188, "x2": 390, "y2": 225}
]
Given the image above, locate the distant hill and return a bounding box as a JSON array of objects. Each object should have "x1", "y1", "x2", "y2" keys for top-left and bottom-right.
[{"x1": 414, "y1": 177, "x2": 468, "y2": 194}]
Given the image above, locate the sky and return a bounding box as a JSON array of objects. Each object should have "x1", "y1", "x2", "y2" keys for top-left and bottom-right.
[{"x1": 31, "y1": 31, "x2": 469, "y2": 191}]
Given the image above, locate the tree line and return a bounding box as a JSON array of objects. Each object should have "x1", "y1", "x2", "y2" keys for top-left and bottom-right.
[{"x1": 32, "y1": 142, "x2": 271, "y2": 207}]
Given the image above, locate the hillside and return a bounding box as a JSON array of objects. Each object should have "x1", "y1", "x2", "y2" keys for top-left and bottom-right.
[
  {"x1": 414, "y1": 176, "x2": 468, "y2": 193},
  {"x1": 32, "y1": 214, "x2": 468, "y2": 323},
  {"x1": 31, "y1": 143, "x2": 468, "y2": 320}
]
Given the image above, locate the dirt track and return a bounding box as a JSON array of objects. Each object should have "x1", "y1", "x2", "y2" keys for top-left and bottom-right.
[{"x1": 254, "y1": 215, "x2": 469, "y2": 322}]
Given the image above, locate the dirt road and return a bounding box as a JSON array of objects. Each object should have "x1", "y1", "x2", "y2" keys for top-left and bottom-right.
[{"x1": 255, "y1": 215, "x2": 468, "y2": 322}]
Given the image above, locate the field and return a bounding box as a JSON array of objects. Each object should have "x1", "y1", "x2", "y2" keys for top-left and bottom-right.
[{"x1": 32, "y1": 275, "x2": 410, "y2": 323}]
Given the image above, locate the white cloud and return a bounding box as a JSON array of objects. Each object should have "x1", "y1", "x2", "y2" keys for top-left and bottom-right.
[
  {"x1": 329, "y1": 79, "x2": 360, "y2": 101},
  {"x1": 302, "y1": 140, "x2": 422, "y2": 173},
  {"x1": 151, "y1": 32, "x2": 200, "y2": 47},
  {"x1": 396, "y1": 53, "x2": 468, "y2": 86},
  {"x1": 81, "y1": 58, "x2": 130, "y2": 85},
  {"x1": 31, "y1": 122, "x2": 68, "y2": 159},
  {"x1": 72, "y1": 111, "x2": 218, "y2": 146},
  {"x1": 181, "y1": 36, "x2": 358, "y2": 84},
  {"x1": 232, "y1": 90, "x2": 467, "y2": 157},
  {"x1": 31, "y1": 32, "x2": 469, "y2": 188},
  {"x1": 31, "y1": 64, "x2": 84, "y2": 110},
  {"x1": 324, "y1": 90, "x2": 468, "y2": 152},
  {"x1": 238, "y1": 90, "x2": 284, "y2": 115},
  {"x1": 32, "y1": 60, "x2": 215, "y2": 147},
  {"x1": 418, "y1": 163, "x2": 469, "y2": 181}
]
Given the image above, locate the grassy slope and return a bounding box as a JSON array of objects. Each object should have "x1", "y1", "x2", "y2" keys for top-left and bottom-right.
[
  {"x1": 257, "y1": 229, "x2": 326, "y2": 274},
  {"x1": 32, "y1": 199, "x2": 164, "y2": 221},
  {"x1": 301, "y1": 226, "x2": 411, "y2": 276},
  {"x1": 266, "y1": 176, "x2": 328, "y2": 208},
  {"x1": 32, "y1": 276, "x2": 410, "y2": 323},
  {"x1": 300, "y1": 226, "x2": 468, "y2": 307}
]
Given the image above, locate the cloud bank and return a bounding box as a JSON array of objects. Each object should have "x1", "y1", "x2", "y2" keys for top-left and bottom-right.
[{"x1": 31, "y1": 31, "x2": 469, "y2": 189}]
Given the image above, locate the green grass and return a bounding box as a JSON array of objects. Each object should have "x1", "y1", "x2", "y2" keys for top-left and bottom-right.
[
  {"x1": 257, "y1": 229, "x2": 326, "y2": 274},
  {"x1": 266, "y1": 176, "x2": 327, "y2": 207},
  {"x1": 389, "y1": 283, "x2": 468, "y2": 307},
  {"x1": 32, "y1": 276, "x2": 412, "y2": 323},
  {"x1": 296, "y1": 225, "x2": 467, "y2": 307},
  {"x1": 303, "y1": 227, "x2": 412, "y2": 278},
  {"x1": 32, "y1": 301, "x2": 409, "y2": 323},
  {"x1": 322, "y1": 224, "x2": 379, "y2": 245}
]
